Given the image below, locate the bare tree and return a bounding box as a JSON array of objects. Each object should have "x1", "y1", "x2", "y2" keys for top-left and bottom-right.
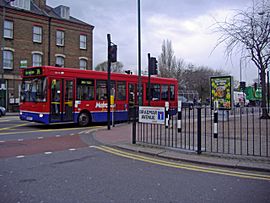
[
  {"x1": 158, "y1": 39, "x2": 177, "y2": 78},
  {"x1": 213, "y1": 0, "x2": 270, "y2": 118},
  {"x1": 180, "y1": 64, "x2": 226, "y2": 102},
  {"x1": 95, "y1": 61, "x2": 124, "y2": 73}
]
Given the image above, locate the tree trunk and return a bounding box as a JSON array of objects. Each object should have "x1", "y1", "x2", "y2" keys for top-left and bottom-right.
[{"x1": 260, "y1": 69, "x2": 270, "y2": 119}]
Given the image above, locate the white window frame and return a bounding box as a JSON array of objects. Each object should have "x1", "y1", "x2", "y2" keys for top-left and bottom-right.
[
  {"x1": 80, "y1": 35, "x2": 87, "y2": 49},
  {"x1": 56, "y1": 56, "x2": 65, "y2": 67},
  {"x1": 3, "y1": 50, "x2": 14, "y2": 70},
  {"x1": 32, "y1": 53, "x2": 43, "y2": 66},
  {"x1": 79, "y1": 59, "x2": 87, "y2": 70},
  {"x1": 56, "y1": 30, "x2": 65, "y2": 46},
  {"x1": 33, "y1": 26, "x2": 42, "y2": 43},
  {"x1": 4, "y1": 20, "x2": 13, "y2": 39},
  {"x1": 11, "y1": 0, "x2": 30, "y2": 10}
]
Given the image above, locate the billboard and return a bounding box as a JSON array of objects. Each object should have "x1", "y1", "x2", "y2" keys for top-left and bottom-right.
[{"x1": 210, "y1": 76, "x2": 233, "y2": 110}]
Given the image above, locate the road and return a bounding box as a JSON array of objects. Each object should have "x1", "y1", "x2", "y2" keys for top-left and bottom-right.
[{"x1": 0, "y1": 116, "x2": 270, "y2": 202}]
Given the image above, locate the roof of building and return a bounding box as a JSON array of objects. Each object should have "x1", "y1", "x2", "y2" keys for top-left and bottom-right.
[{"x1": 0, "y1": 0, "x2": 94, "y2": 28}]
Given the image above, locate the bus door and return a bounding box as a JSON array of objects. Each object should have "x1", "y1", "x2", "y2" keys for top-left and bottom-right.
[
  {"x1": 63, "y1": 80, "x2": 74, "y2": 121},
  {"x1": 50, "y1": 79, "x2": 74, "y2": 122},
  {"x1": 50, "y1": 79, "x2": 62, "y2": 122}
]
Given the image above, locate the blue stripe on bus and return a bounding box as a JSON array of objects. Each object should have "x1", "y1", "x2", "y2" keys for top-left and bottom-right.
[
  {"x1": 21, "y1": 111, "x2": 129, "y2": 124},
  {"x1": 91, "y1": 111, "x2": 128, "y2": 122},
  {"x1": 20, "y1": 112, "x2": 50, "y2": 124}
]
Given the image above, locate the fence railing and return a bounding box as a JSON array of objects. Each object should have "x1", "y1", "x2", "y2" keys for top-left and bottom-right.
[{"x1": 132, "y1": 106, "x2": 270, "y2": 157}]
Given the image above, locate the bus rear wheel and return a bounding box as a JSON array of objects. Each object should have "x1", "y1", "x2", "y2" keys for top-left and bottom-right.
[{"x1": 78, "y1": 112, "x2": 90, "y2": 127}]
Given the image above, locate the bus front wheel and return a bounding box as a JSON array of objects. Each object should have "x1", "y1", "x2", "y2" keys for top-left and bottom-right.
[{"x1": 78, "y1": 112, "x2": 90, "y2": 127}]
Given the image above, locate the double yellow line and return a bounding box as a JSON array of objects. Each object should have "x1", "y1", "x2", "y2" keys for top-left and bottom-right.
[{"x1": 94, "y1": 145, "x2": 270, "y2": 181}]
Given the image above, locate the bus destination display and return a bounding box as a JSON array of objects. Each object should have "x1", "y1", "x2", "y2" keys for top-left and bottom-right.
[
  {"x1": 78, "y1": 79, "x2": 93, "y2": 85},
  {"x1": 24, "y1": 68, "x2": 43, "y2": 76}
]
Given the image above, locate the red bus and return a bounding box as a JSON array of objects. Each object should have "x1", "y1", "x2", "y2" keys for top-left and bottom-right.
[{"x1": 20, "y1": 66, "x2": 178, "y2": 126}]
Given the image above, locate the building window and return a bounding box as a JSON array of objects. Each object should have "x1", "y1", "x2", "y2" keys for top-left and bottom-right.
[
  {"x1": 4, "y1": 20, "x2": 13, "y2": 39},
  {"x1": 3, "y1": 50, "x2": 13, "y2": 69},
  {"x1": 32, "y1": 53, "x2": 42, "y2": 66},
  {"x1": 56, "y1": 30, "x2": 64, "y2": 46},
  {"x1": 79, "y1": 59, "x2": 87, "y2": 70},
  {"x1": 56, "y1": 56, "x2": 64, "y2": 67},
  {"x1": 11, "y1": 0, "x2": 30, "y2": 10},
  {"x1": 80, "y1": 35, "x2": 87, "y2": 49},
  {"x1": 33, "y1": 26, "x2": 42, "y2": 43}
]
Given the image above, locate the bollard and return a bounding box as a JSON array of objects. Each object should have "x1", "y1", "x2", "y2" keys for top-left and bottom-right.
[
  {"x1": 165, "y1": 102, "x2": 169, "y2": 129},
  {"x1": 213, "y1": 101, "x2": 218, "y2": 138},
  {"x1": 197, "y1": 107, "x2": 202, "y2": 154},
  {"x1": 177, "y1": 101, "x2": 182, "y2": 133}
]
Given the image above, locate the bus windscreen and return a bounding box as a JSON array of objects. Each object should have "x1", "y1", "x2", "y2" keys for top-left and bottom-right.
[{"x1": 21, "y1": 78, "x2": 47, "y2": 102}]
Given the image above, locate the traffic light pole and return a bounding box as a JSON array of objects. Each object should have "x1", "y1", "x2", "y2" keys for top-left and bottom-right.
[
  {"x1": 148, "y1": 53, "x2": 151, "y2": 106},
  {"x1": 107, "y1": 34, "x2": 111, "y2": 130},
  {"x1": 137, "y1": 0, "x2": 142, "y2": 106}
]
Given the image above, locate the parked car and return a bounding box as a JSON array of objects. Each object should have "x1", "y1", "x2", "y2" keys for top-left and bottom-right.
[
  {"x1": 0, "y1": 106, "x2": 6, "y2": 116},
  {"x1": 178, "y1": 96, "x2": 194, "y2": 108}
]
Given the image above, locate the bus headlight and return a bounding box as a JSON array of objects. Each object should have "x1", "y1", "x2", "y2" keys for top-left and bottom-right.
[{"x1": 39, "y1": 113, "x2": 44, "y2": 118}]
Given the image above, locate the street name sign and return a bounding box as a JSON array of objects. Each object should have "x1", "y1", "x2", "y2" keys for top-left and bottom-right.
[{"x1": 139, "y1": 106, "x2": 165, "y2": 124}]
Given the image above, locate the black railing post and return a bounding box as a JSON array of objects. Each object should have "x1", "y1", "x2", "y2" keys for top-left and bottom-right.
[
  {"x1": 132, "y1": 106, "x2": 136, "y2": 144},
  {"x1": 197, "y1": 107, "x2": 202, "y2": 154}
]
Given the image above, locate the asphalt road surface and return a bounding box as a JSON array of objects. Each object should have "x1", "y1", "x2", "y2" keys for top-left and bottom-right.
[{"x1": 0, "y1": 116, "x2": 270, "y2": 203}]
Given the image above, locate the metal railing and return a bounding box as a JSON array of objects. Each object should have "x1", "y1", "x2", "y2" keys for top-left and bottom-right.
[{"x1": 132, "y1": 106, "x2": 270, "y2": 157}]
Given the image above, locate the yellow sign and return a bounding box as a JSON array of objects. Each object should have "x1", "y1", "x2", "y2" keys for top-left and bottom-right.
[{"x1": 110, "y1": 95, "x2": 114, "y2": 105}]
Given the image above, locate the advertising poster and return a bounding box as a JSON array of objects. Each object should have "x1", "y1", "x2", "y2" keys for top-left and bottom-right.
[{"x1": 210, "y1": 76, "x2": 232, "y2": 110}]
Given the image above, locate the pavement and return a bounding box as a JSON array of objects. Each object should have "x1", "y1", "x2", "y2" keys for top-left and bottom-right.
[
  {"x1": 93, "y1": 123, "x2": 270, "y2": 173},
  {"x1": 5, "y1": 112, "x2": 270, "y2": 172}
]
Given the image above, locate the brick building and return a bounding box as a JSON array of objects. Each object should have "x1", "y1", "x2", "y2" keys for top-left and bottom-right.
[{"x1": 0, "y1": 0, "x2": 94, "y2": 111}]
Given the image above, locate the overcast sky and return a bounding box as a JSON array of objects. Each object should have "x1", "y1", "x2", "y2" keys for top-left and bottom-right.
[{"x1": 47, "y1": 0, "x2": 258, "y2": 84}]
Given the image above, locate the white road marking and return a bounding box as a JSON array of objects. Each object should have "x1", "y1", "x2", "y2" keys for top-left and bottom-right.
[
  {"x1": 68, "y1": 148, "x2": 76, "y2": 151},
  {"x1": 38, "y1": 137, "x2": 44, "y2": 139},
  {"x1": 0, "y1": 140, "x2": 5, "y2": 143},
  {"x1": 70, "y1": 133, "x2": 75, "y2": 136},
  {"x1": 18, "y1": 139, "x2": 24, "y2": 142},
  {"x1": 44, "y1": 152, "x2": 52, "y2": 155},
  {"x1": 55, "y1": 135, "x2": 61, "y2": 137},
  {"x1": 16, "y1": 155, "x2": 25, "y2": 158}
]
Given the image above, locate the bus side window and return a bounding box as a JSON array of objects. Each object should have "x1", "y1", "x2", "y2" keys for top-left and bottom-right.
[
  {"x1": 96, "y1": 80, "x2": 107, "y2": 100},
  {"x1": 170, "y1": 85, "x2": 175, "y2": 101},
  {"x1": 152, "y1": 84, "x2": 160, "y2": 101},
  {"x1": 76, "y1": 79, "x2": 94, "y2": 101},
  {"x1": 161, "y1": 85, "x2": 168, "y2": 101},
  {"x1": 116, "y1": 81, "x2": 126, "y2": 101}
]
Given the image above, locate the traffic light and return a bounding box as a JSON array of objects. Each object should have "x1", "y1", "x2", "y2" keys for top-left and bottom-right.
[
  {"x1": 149, "y1": 57, "x2": 158, "y2": 75},
  {"x1": 240, "y1": 81, "x2": 246, "y2": 91},
  {"x1": 109, "y1": 44, "x2": 117, "y2": 63}
]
